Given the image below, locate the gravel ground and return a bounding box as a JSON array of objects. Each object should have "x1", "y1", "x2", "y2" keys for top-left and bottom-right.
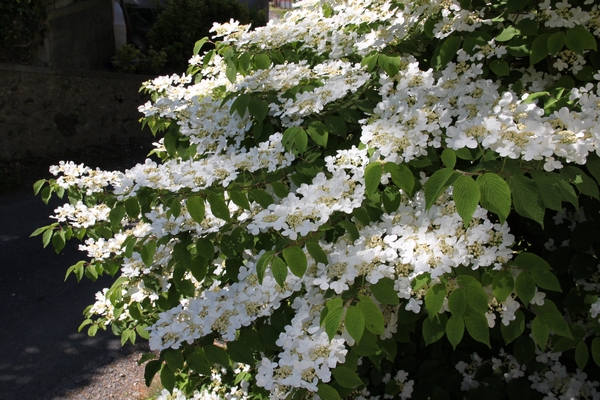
[{"x1": 49, "y1": 343, "x2": 159, "y2": 400}]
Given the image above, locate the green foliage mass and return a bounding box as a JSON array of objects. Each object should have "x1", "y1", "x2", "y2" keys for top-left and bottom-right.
[
  {"x1": 0, "y1": 0, "x2": 47, "y2": 63},
  {"x1": 147, "y1": 0, "x2": 267, "y2": 70}
]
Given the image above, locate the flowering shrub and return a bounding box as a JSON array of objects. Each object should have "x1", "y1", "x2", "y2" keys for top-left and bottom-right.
[{"x1": 34, "y1": 0, "x2": 600, "y2": 399}]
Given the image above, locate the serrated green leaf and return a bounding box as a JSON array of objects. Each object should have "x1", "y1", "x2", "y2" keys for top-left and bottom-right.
[
  {"x1": 424, "y1": 168, "x2": 457, "y2": 210},
  {"x1": 514, "y1": 252, "x2": 552, "y2": 271},
  {"x1": 324, "y1": 306, "x2": 344, "y2": 340},
  {"x1": 547, "y1": 32, "x2": 565, "y2": 56},
  {"x1": 370, "y1": 278, "x2": 399, "y2": 305},
  {"x1": 530, "y1": 33, "x2": 551, "y2": 66},
  {"x1": 345, "y1": 306, "x2": 365, "y2": 344},
  {"x1": 33, "y1": 179, "x2": 46, "y2": 195},
  {"x1": 446, "y1": 315, "x2": 464, "y2": 349},
  {"x1": 508, "y1": 175, "x2": 545, "y2": 227},
  {"x1": 160, "y1": 364, "x2": 176, "y2": 393},
  {"x1": 501, "y1": 309, "x2": 525, "y2": 344},
  {"x1": 227, "y1": 341, "x2": 255, "y2": 365},
  {"x1": 489, "y1": 59, "x2": 510, "y2": 76},
  {"x1": 495, "y1": 26, "x2": 520, "y2": 42},
  {"x1": 193, "y1": 37, "x2": 208, "y2": 55},
  {"x1": 453, "y1": 175, "x2": 480, "y2": 225},
  {"x1": 515, "y1": 271, "x2": 536, "y2": 305},
  {"x1": 332, "y1": 366, "x2": 364, "y2": 389},
  {"x1": 422, "y1": 314, "x2": 447, "y2": 345},
  {"x1": 271, "y1": 256, "x2": 288, "y2": 287},
  {"x1": 204, "y1": 344, "x2": 230, "y2": 368},
  {"x1": 441, "y1": 148, "x2": 456, "y2": 169},
  {"x1": 358, "y1": 297, "x2": 385, "y2": 335},
  {"x1": 364, "y1": 162, "x2": 382, "y2": 195},
  {"x1": 433, "y1": 36, "x2": 462, "y2": 70},
  {"x1": 324, "y1": 115, "x2": 347, "y2": 137},
  {"x1": 384, "y1": 162, "x2": 414, "y2": 194},
  {"x1": 256, "y1": 251, "x2": 274, "y2": 284},
  {"x1": 163, "y1": 349, "x2": 184, "y2": 371},
  {"x1": 144, "y1": 360, "x2": 162, "y2": 387},
  {"x1": 282, "y1": 246, "x2": 307, "y2": 278},
  {"x1": 531, "y1": 316, "x2": 549, "y2": 349},
  {"x1": 457, "y1": 275, "x2": 488, "y2": 314},
  {"x1": 249, "y1": 188, "x2": 274, "y2": 208},
  {"x1": 529, "y1": 269, "x2": 561, "y2": 292},
  {"x1": 253, "y1": 54, "x2": 271, "y2": 70},
  {"x1": 464, "y1": 311, "x2": 490, "y2": 347},
  {"x1": 533, "y1": 300, "x2": 572, "y2": 339},
  {"x1": 448, "y1": 288, "x2": 467, "y2": 317},
  {"x1": 124, "y1": 197, "x2": 140, "y2": 219},
  {"x1": 592, "y1": 337, "x2": 600, "y2": 367},
  {"x1": 565, "y1": 24, "x2": 597, "y2": 55},
  {"x1": 186, "y1": 351, "x2": 211, "y2": 375},
  {"x1": 317, "y1": 384, "x2": 341, "y2": 400},
  {"x1": 493, "y1": 270, "x2": 515, "y2": 302},
  {"x1": 248, "y1": 96, "x2": 269, "y2": 122},
  {"x1": 306, "y1": 242, "x2": 328, "y2": 265},
  {"x1": 307, "y1": 121, "x2": 328, "y2": 148},
  {"x1": 229, "y1": 189, "x2": 251, "y2": 211},
  {"x1": 425, "y1": 283, "x2": 446, "y2": 318},
  {"x1": 575, "y1": 341, "x2": 589, "y2": 371},
  {"x1": 186, "y1": 196, "x2": 206, "y2": 224},
  {"x1": 378, "y1": 54, "x2": 401, "y2": 77},
  {"x1": 561, "y1": 166, "x2": 599, "y2": 199}
]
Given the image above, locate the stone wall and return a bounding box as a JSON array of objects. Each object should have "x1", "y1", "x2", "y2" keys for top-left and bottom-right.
[{"x1": 0, "y1": 63, "x2": 155, "y2": 160}]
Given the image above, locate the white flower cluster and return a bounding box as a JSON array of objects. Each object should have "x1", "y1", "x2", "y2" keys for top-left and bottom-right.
[
  {"x1": 49, "y1": 161, "x2": 121, "y2": 195},
  {"x1": 51, "y1": 201, "x2": 110, "y2": 229},
  {"x1": 529, "y1": 355, "x2": 600, "y2": 399}
]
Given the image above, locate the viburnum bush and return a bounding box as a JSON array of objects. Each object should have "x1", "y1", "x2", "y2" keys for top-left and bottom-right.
[{"x1": 34, "y1": 0, "x2": 600, "y2": 399}]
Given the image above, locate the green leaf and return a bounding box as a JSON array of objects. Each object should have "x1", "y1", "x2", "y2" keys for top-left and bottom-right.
[
  {"x1": 531, "y1": 316, "x2": 549, "y2": 349},
  {"x1": 207, "y1": 194, "x2": 230, "y2": 221},
  {"x1": 441, "y1": 148, "x2": 456, "y2": 169},
  {"x1": 515, "y1": 271, "x2": 536, "y2": 305},
  {"x1": 345, "y1": 306, "x2": 365, "y2": 344},
  {"x1": 163, "y1": 349, "x2": 184, "y2": 371},
  {"x1": 124, "y1": 197, "x2": 140, "y2": 219},
  {"x1": 446, "y1": 315, "x2": 464, "y2": 349},
  {"x1": 306, "y1": 242, "x2": 328, "y2": 265},
  {"x1": 547, "y1": 32, "x2": 565, "y2": 56},
  {"x1": 204, "y1": 344, "x2": 230, "y2": 368},
  {"x1": 424, "y1": 168, "x2": 457, "y2": 210},
  {"x1": 109, "y1": 205, "x2": 126, "y2": 231},
  {"x1": 457, "y1": 275, "x2": 488, "y2": 314},
  {"x1": 565, "y1": 24, "x2": 597, "y2": 55},
  {"x1": 492, "y1": 270, "x2": 515, "y2": 302},
  {"x1": 384, "y1": 162, "x2": 415, "y2": 194},
  {"x1": 226, "y1": 62, "x2": 237, "y2": 84},
  {"x1": 501, "y1": 310, "x2": 525, "y2": 345},
  {"x1": 495, "y1": 26, "x2": 520, "y2": 42},
  {"x1": 282, "y1": 126, "x2": 308, "y2": 153},
  {"x1": 358, "y1": 297, "x2": 385, "y2": 335},
  {"x1": 365, "y1": 162, "x2": 382, "y2": 195},
  {"x1": 307, "y1": 121, "x2": 329, "y2": 148},
  {"x1": 249, "y1": 189, "x2": 274, "y2": 208},
  {"x1": 144, "y1": 360, "x2": 162, "y2": 387},
  {"x1": 332, "y1": 366, "x2": 364, "y2": 389},
  {"x1": 140, "y1": 240, "x2": 157, "y2": 267},
  {"x1": 229, "y1": 189, "x2": 251, "y2": 210},
  {"x1": 33, "y1": 179, "x2": 46, "y2": 195},
  {"x1": 370, "y1": 278, "x2": 400, "y2": 305},
  {"x1": 489, "y1": 60, "x2": 510, "y2": 76},
  {"x1": 317, "y1": 384, "x2": 341, "y2": 400},
  {"x1": 256, "y1": 251, "x2": 274, "y2": 284},
  {"x1": 253, "y1": 54, "x2": 271, "y2": 70},
  {"x1": 160, "y1": 364, "x2": 176, "y2": 393},
  {"x1": 193, "y1": 37, "x2": 209, "y2": 55},
  {"x1": 186, "y1": 196, "x2": 206, "y2": 224},
  {"x1": 248, "y1": 96, "x2": 269, "y2": 122},
  {"x1": 448, "y1": 288, "x2": 467, "y2": 317},
  {"x1": 231, "y1": 94, "x2": 251, "y2": 118},
  {"x1": 529, "y1": 269, "x2": 561, "y2": 292},
  {"x1": 530, "y1": 33, "x2": 551, "y2": 66},
  {"x1": 453, "y1": 175, "x2": 480, "y2": 225},
  {"x1": 433, "y1": 36, "x2": 462, "y2": 70},
  {"x1": 422, "y1": 314, "x2": 447, "y2": 345},
  {"x1": 186, "y1": 351, "x2": 211, "y2": 375},
  {"x1": 575, "y1": 341, "x2": 589, "y2": 371},
  {"x1": 464, "y1": 311, "x2": 491, "y2": 347},
  {"x1": 561, "y1": 166, "x2": 599, "y2": 199},
  {"x1": 282, "y1": 246, "x2": 307, "y2": 278},
  {"x1": 324, "y1": 306, "x2": 344, "y2": 340},
  {"x1": 227, "y1": 341, "x2": 255, "y2": 365},
  {"x1": 425, "y1": 283, "x2": 446, "y2": 318},
  {"x1": 271, "y1": 256, "x2": 288, "y2": 287},
  {"x1": 592, "y1": 337, "x2": 600, "y2": 367},
  {"x1": 529, "y1": 171, "x2": 566, "y2": 212},
  {"x1": 532, "y1": 300, "x2": 573, "y2": 339},
  {"x1": 508, "y1": 175, "x2": 545, "y2": 227},
  {"x1": 324, "y1": 115, "x2": 347, "y2": 137},
  {"x1": 378, "y1": 54, "x2": 401, "y2": 77}
]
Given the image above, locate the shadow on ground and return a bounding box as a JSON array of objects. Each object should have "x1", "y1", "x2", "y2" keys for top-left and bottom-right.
[{"x1": 0, "y1": 140, "x2": 155, "y2": 399}]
